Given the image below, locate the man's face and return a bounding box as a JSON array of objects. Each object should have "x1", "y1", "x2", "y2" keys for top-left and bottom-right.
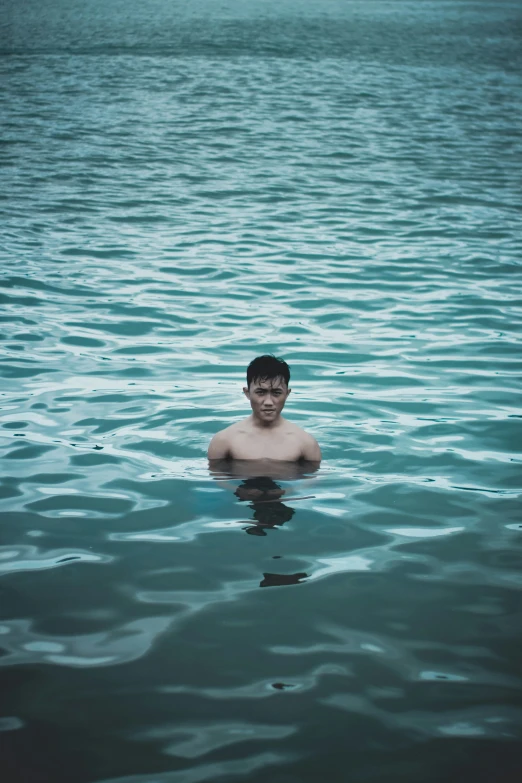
[{"x1": 243, "y1": 376, "x2": 290, "y2": 423}]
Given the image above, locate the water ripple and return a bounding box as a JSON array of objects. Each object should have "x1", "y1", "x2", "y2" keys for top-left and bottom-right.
[{"x1": 1, "y1": 0, "x2": 522, "y2": 781}]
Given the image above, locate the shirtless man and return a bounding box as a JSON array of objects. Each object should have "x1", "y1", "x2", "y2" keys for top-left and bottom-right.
[{"x1": 207, "y1": 355, "x2": 321, "y2": 463}]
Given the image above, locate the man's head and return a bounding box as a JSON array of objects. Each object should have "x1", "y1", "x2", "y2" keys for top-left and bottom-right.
[
  {"x1": 246, "y1": 355, "x2": 290, "y2": 389},
  {"x1": 244, "y1": 355, "x2": 291, "y2": 424}
]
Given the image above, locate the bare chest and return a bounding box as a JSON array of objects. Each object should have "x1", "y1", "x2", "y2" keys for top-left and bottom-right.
[{"x1": 229, "y1": 429, "x2": 302, "y2": 461}]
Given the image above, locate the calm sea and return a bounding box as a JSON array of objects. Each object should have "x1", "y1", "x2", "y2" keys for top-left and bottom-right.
[{"x1": 1, "y1": 1, "x2": 522, "y2": 781}]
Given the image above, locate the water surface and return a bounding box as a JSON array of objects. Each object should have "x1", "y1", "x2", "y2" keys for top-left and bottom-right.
[{"x1": 1, "y1": 1, "x2": 522, "y2": 781}]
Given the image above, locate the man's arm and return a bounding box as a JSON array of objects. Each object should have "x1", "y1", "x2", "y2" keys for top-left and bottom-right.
[
  {"x1": 207, "y1": 430, "x2": 231, "y2": 460},
  {"x1": 301, "y1": 433, "x2": 322, "y2": 463}
]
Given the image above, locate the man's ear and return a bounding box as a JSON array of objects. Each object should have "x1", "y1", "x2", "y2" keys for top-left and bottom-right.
[
  {"x1": 286, "y1": 387, "x2": 291, "y2": 396},
  {"x1": 243, "y1": 386, "x2": 250, "y2": 399}
]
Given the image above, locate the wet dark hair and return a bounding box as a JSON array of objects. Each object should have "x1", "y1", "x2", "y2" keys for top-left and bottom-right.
[{"x1": 246, "y1": 355, "x2": 290, "y2": 388}]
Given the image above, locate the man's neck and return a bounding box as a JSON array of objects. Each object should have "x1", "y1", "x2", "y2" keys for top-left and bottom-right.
[{"x1": 250, "y1": 413, "x2": 285, "y2": 430}]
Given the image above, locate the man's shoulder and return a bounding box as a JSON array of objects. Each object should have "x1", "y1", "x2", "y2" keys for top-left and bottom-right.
[
  {"x1": 283, "y1": 419, "x2": 316, "y2": 440},
  {"x1": 210, "y1": 419, "x2": 249, "y2": 442},
  {"x1": 207, "y1": 418, "x2": 252, "y2": 459},
  {"x1": 282, "y1": 420, "x2": 321, "y2": 459}
]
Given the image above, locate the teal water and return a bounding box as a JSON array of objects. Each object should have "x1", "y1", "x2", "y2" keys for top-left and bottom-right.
[{"x1": 1, "y1": 1, "x2": 522, "y2": 781}]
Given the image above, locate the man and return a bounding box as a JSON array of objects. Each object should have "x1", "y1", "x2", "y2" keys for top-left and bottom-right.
[{"x1": 207, "y1": 355, "x2": 321, "y2": 462}]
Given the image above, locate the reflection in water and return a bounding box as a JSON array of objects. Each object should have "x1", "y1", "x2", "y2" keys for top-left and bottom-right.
[
  {"x1": 236, "y1": 477, "x2": 296, "y2": 537},
  {"x1": 209, "y1": 459, "x2": 319, "y2": 539},
  {"x1": 235, "y1": 477, "x2": 309, "y2": 586},
  {"x1": 260, "y1": 572, "x2": 308, "y2": 588},
  {"x1": 209, "y1": 461, "x2": 318, "y2": 585}
]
